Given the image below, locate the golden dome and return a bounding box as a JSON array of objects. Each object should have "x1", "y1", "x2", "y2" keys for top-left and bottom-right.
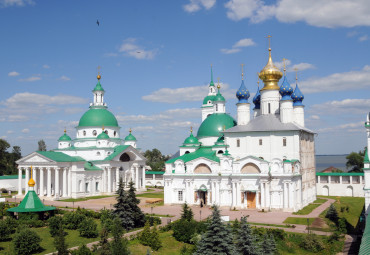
[
  {"x1": 28, "y1": 166, "x2": 35, "y2": 187},
  {"x1": 259, "y1": 48, "x2": 282, "y2": 91}
]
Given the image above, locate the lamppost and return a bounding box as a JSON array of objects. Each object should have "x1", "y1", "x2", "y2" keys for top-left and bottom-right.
[{"x1": 200, "y1": 210, "x2": 202, "y2": 221}]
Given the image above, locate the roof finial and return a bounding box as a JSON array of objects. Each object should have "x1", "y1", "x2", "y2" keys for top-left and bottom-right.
[
  {"x1": 102, "y1": 125, "x2": 104, "y2": 130},
  {"x1": 241, "y1": 63, "x2": 244, "y2": 80},
  {"x1": 283, "y1": 58, "x2": 287, "y2": 75},
  {"x1": 217, "y1": 77, "x2": 221, "y2": 90},
  {"x1": 129, "y1": 128, "x2": 132, "y2": 134},
  {"x1": 294, "y1": 68, "x2": 298, "y2": 82},
  {"x1": 267, "y1": 35, "x2": 272, "y2": 50},
  {"x1": 223, "y1": 125, "x2": 226, "y2": 131},
  {"x1": 190, "y1": 126, "x2": 193, "y2": 133},
  {"x1": 97, "y1": 66, "x2": 101, "y2": 80},
  {"x1": 64, "y1": 127, "x2": 66, "y2": 133},
  {"x1": 28, "y1": 166, "x2": 35, "y2": 187}
]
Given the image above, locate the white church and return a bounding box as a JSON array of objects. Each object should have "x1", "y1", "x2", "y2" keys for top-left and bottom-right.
[
  {"x1": 16, "y1": 75, "x2": 147, "y2": 200},
  {"x1": 164, "y1": 46, "x2": 316, "y2": 212}
]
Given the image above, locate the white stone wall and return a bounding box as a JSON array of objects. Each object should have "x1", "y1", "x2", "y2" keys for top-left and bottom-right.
[
  {"x1": 316, "y1": 175, "x2": 364, "y2": 197},
  {"x1": 260, "y1": 90, "x2": 280, "y2": 115},
  {"x1": 0, "y1": 178, "x2": 25, "y2": 192}
]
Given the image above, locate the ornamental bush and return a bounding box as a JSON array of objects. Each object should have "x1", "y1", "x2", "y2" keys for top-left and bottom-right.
[
  {"x1": 0, "y1": 220, "x2": 12, "y2": 241},
  {"x1": 63, "y1": 211, "x2": 87, "y2": 230},
  {"x1": 13, "y1": 228, "x2": 42, "y2": 255},
  {"x1": 49, "y1": 215, "x2": 65, "y2": 237},
  {"x1": 172, "y1": 219, "x2": 199, "y2": 243},
  {"x1": 71, "y1": 244, "x2": 93, "y2": 255},
  {"x1": 145, "y1": 215, "x2": 162, "y2": 226},
  {"x1": 300, "y1": 233, "x2": 324, "y2": 252},
  {"x1": 79, "y1": 218, "x2": 98, "y2": 238}
]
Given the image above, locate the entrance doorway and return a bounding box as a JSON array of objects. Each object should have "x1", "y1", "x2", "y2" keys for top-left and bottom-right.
[
  {"x1": 246, "y1": 191, "x2": 256, "y2": 209},
  {"x1": 199, "y1": 191, "x2": 207, "y2": 207}
]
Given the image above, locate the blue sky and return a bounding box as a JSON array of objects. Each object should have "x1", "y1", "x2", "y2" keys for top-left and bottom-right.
[{"x1": 1, "y1": 0, "x2": 370, "y2": 156}]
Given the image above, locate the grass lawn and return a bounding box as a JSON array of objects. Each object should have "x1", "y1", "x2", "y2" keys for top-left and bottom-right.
[
  {"x1": 137, "y1": 192, "x2": 164, "y2": 199},
  {"x1": 313, "y1": 198, "x2": 327, "y2": 204},
  {"x1": 293, "y1": 203, "x2": 321, "y2": 215},
  {"x1": 283, "y1": 217, "x2": 315, "y2": 225},
  {"x1": 59, "y1": 195, "x2": 114, "y2": 202},
  {"x1": 318, "y1": 196, "x2": 364, "y2": 233}
]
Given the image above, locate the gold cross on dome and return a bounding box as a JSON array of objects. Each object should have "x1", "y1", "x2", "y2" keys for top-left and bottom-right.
[
  {"x1": 190, "y1": 126, "x2": 193, "y2": 133},
  {"x1": 294, "y1": 68, "x2": 298, "y2": 81},
  {"x1": 283, "y1": 58, "x2": 287, "y2": 75},
  {"x1": 217, "y1": 77, "x2": 221, "y2": 89},
  {"x1": 267, "y1": 35, "x2": 272, "y2": 49},
  {"x1": 241, "y1": 63, "x2": 244, "y2": 80},
  {"x1": 97, "y1": 66, "x2": 101, "y2": 75}
]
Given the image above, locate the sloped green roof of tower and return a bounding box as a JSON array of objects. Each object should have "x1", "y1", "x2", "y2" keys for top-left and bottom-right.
[
  {"x1": 58, "y1": 133, "x2": 72, "y2": 141},
  {"x1": 125, "y1": 133, "x2": 137, "y2": 141},
  {"x1": 84, "y1": 161, "x2": 103, "y2": 171},
  {"x1": 364, "y1": 147, "x2": 369, "y2": 163},
  {"x1": 93, "y1": 81, "x2": 105, "y2": 92},
  {"x1": 7, "y1": 190, "x2": 56, "y2": 213},
  {"x1": 203, "y1": 95, "x2": 216, "y2": 105},
  {"x1": 166, "y1": 146, "x2": 220, "y2": 164},
  {"x1": 103, "y1": 145, "x2": 130, "y2": 161}
]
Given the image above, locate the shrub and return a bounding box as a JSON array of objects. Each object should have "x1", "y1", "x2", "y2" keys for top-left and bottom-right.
[
  {"x1": 0, "y1": 220, "x2": 12, "y2": 241},
  {"x1": 48, "y1": 215, "x2": 65, "y2": 237},
  {"x1": 63, "y1": 211, "x2": 87, "y2": 230},
  {"x1": 267, "y1": 228, "x2": 286, "y2": 240},
  {"x1": 79, "y1": 218, "x2": 98, "y2": 238},
  {"x1": 172, "y1": 219, "x2": 199, "y2": 243},
  {"x1": 18, "y1": 213, "x2": 45, "y2": 228},
  {"x1": 338, "y1": 217, "x2": 348, "y2": 233},
  {"x1": 139, "y1": 221, "x2": 162, "y2": 251},
  {"x1": 326, "y1": 204, "x2": 339, "y2": 224},
  {"x1": 13, "y1": 228, "x2": 42, "y2": 255},
  {"x1": 4, "y1": 217, "x2": 18, "y2": 233},
  {"x1": 145, "y1": 215, "x2": 162, "y2": 226},
  {"x1": 300, "y1": 234, "x2": 324, "y2": 252},
  {"x1": 328, "y1": 231, "x2": 342, "y2": 243},
  {"x1": 71, "y1": 244, "x2": 93, "y2": 255}
]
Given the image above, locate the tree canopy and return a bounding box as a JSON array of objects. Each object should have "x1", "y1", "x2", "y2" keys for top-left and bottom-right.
[
  {"x1": 143, "y1": 148, "x2": 169, "y2": 171},
  {"x1": 0, "y1": 138, "x2": 22, "y2": 175},
  {"x1": 38, "y1": 139, "x2": 47, "y2": 151},
  {"x1": 346, "y1": 148, "x2": 365, "y2": 172}
]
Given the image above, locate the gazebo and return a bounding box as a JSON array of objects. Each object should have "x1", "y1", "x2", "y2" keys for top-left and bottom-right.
[{"x1": 8, "y1": 166, "x2": 56, "y2": 218}]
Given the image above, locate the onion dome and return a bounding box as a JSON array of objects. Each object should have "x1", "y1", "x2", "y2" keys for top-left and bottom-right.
[
  {"x1": 214, "y1": 85, "x2": 225, "y2": 102},
  {"x1": 197, "y1": 113, "x2": 237, "y2": 137},
  {"x1": 236, "y1": 80, "x2": 250, "y2": 103},
  {"x1": 258, "y1": 45, "x2": 283, "y2": 91},
  {"x1": 58, "y1": 129, "x2": 72, "y2": 141},
  {"x1": 279, "y1": 75, "x2": 293, "y2": 100},
  {"x1": 291, "y1": 84, "x2": 304, "y2": 106},
  {"x1": 253, "y1": 81, "x2": 261, "y2": 110},
  {"x1": 124, "y1": 128, "x2": 137, "y2": 141},
  {"x1": 28, "y1": 166, "x2": 35, "y2": 187},
  {"x1": 93, "y1": 75, "x2": 105, "y2": 92},
  {"x1": 183, "y1": 127, "x2": 200, "y2": 146},
  {"x1": 97, "y1": 127, "x2": 110, "y2": 139}
]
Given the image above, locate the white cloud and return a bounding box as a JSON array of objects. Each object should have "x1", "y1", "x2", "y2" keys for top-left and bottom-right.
[
  {"x1": 224, "y1": 0, "x2": 370, "y2": 28},
  {"x1": 59, "y1": 75, "x2": 71, "y2": 81},
  {"x1": 18, "y1": 76, "x2": 41, "y2": 82},
  {"x1": 7, "y1": 130, "x2": 14, "y2": 134},
  {"x1": 119, "y1": 38, "x2": 157, "y2": 60},
  {"x1": 300, "y1": 65, "x2": 370, "y2": 94},
  {"x1": 22, "y1": 128, "x2": 29, "y2": 133},
  {"x1": 359, "y1": 35, "x2": 368, "y2": 42},
  {"x1": 0, "y1": 0, "x2": 34, "y2": 8},
  {"x1": 142, "y1": 82, "x2": 234, "y2": 103},
  {"x1": 183, "y1": 0, "x2": 216, "y2": 13},
  {"x1": 309, "y1": 99, "x2": 370, "y2": 115},
  {"x1": 221, "y1": 38, "x2": 256, "y2": 54},
  {"x1": 43, "y1": 64, "x2": 50, "y2": 69},
  {"x1": 8, "y1": 71, "x2": 20, "y2": 77},
  {"x1": 275, "y1": 59, "x2": 315, "y2": 72},
  {"x1": 317, "y1": 121, "x2": 364, "y2": 133}
]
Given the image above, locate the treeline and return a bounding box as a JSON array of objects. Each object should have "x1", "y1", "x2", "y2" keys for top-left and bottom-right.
[{"x1": 0, "y1": 139, "x2": 21, "y2": 176}]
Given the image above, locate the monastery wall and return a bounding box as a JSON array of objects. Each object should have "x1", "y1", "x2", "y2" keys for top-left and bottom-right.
[{"x1": 299, "y1": 131, "x2": 316, "y2": 205}]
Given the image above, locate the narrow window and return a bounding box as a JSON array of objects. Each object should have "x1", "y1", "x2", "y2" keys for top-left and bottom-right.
[
  {"x1": 216, "y1": 104, "x2": 218, "y2": 111},
  {"x1": 93, "y1": 130, "x2": 97, "y2": 136},
  {"x1": 283, "y1": 137, "x2": 287, "y2": 147},
  {"x1": 178, "y1": 191, "x2": 183, "y2": 201},
  {"x1": 268, "y1": 103, "x2": 271, "y2": 114},
  {"x1": 83, "y1": 130, "x2": 86, "y2": 136},
  {"x1": 114, "y1": 131, "x2": 117, "y2": 137},
  {"x1": 237, "y1": 139, "x2": 240, "y2": 147},
  {"x1": 96, "y1": 182, "x2": 99, "y2": 192},
  {"x1": 104, "y1": 130, "x2": 108, "y2": 135},
  {"x1": 259, "y1": 139, "x2": 262, "y2": 146}
]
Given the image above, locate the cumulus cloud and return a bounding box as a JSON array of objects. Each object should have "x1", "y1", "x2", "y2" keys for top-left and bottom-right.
[
  {"x1": 300, "y1": 65, "x2": 370, "y2": 94},
  {"x1": 221, "y1": 38, "x2": 256, "y2": 54},
  {"x1": 59, "y1": 75, "x2": 71, "y2": 81},
  {"x1": 18, "y1": 76, "x2": 41, "y2": 82},
  {"x1": 309, "y1": 99, "x2": 370, "y2": 116},
  {"x1": 22, "y1": 128, "x2": 29, "y2": 133},
  {"x1": 183, "y1": 0, "x2": 216, "y2": 12},
  {"x1": 142, "y1": 82, "x2": 234, "y2": 103},
  {"x1": 8, "y1": 71, "x2": 20, "y2": 77},
  {"x1": 317, "y1": 121, "x2": 364, "y2": 133},
  {"x1": 119, "y1": 38, "x2": 157, "y2": 60},
  {"x1": 224, "y1": 0, "x2": 370, "y2": 28},
  {"x1": 0, "y1": 0, "x2": 34, "y2": 8},
  {"x1": 275, "y1": 59, "x2": 315, "y2": 73}
]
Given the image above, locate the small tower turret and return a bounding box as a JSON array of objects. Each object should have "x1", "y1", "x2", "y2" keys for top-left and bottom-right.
[
  {"x1": 213, "y1": 79, "x2": 226, "y2": 114},
  {"x1": 91, "y1": 74, "x2": 106, "y2": 107},
  {"x1": 236, "y1": 64, "x2": 251, "y2": 125},
  {"x1": 97, "y1": 126, "x2": 110, "y2": 148},
  {"x1": 279, "y1": 59, "x2": 294, "y2": 123},
  {"x1": 58, "y1": 129, "x2": 72, "y2": 149},
  {"x1": 124, "y1": 128, "x2": 137, "y2": 148},
  {"x1": 202, "y1": 66, "x2": 217, "y2": 121},
  {"x1": 180, "y1": 127, "x2": 200, "y2": 156},
  {"x1": 291, "y1": 69, "x2": 305, "y2": 127}
]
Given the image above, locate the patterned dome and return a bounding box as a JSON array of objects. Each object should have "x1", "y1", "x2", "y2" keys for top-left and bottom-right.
[
  {"x1": 279, "y1": 75, "x2": 293, "y2": 100},
  {"x1": 291, "y1": 84, "x2": 304, "y2": 106},
  {"x1": 236, "y1": 80, "x2": 250, "y2": 103}
]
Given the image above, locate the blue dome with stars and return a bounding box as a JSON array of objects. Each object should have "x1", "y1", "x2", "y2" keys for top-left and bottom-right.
[
  {"x1": 236, "y1": 80, "x2": 250, "y2": 103},
  {"x1": 279, "y1": 75, "x2": 294, "y2": 100},
  {"x1": 253, "y1": 87, "x2": 261, "y2": 109},
  {"x1": 291, "y1": 84, "x2": 304, "y2": 106}
]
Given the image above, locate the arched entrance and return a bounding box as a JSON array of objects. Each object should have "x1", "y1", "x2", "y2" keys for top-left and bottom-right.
[
  {"x1": 322, "y1": 185, "x2": 329, "y2": 196},
  {"x1": 346, "y1": 186, "x2": 353, "y2": 197},
  {"x1": 240, "y1": 163, "x2": 260, "y2": 174},
  {"x1": 119, "y1": 153, "x2": 130, "y2": 162},
  {"x1": 198, "y1": 185, "x2": 208, "y2": 207}
]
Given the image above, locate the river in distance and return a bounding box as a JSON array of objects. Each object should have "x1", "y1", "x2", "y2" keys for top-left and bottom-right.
[{"x1": 315, "y1": 155, "x2": 348, "y2": 172}]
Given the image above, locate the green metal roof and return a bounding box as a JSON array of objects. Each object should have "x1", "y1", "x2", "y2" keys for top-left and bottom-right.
[
  {"x1": 359, "y1": 213, "x2": 370, "y2": 254},
  {"x1": 203, "y1": 95, "x2": 216, "y2": 105},
  {"x1": 78, "y1": 108, "x2": 119, "y2": 127},
  {"x1": 166, "y1": 146, "x2": 220, "y2": 164},
  {"x1": 97, "y1": 131, "x2": 110, "y2": 139},
  {"x1": 7, "y1": 190, "x2": 56, "y2": 213},
  {"x1": 183, "y1": 133, "x2": 200, "y2": 145},
  {"x1": 124, "y1": 133, "x2": 137, "y2": 141},
  {"x1": 316, "y1": 172, "x2": 364, "y2": 176},
  {"x1": 36, "y1": 151, "x2": 84, "y2": 162},
  {"x1": 93, "y1": 81, "x2": 105, "y2": 92},
  {"x1": 84, "y1": 161, "x2": 102, "y2": 171},
  {"x1": 145, "y1": 171, "x2": 165, "y2": 175},
  {"x1": 0, "y1": 175, "x2": 25, "y2": 180},
  {"x1": 364, "y1": 147, "x2": 369, "y2": 163},
  {"x1": 58, "y1": 133, "x2": 72, "y2": 141},
  {"x1": 103, "y1": 145, "x2": 129, "y2": 161},
  {"x1": 197, "y1": 113, "x2": 237, "y2": 138},
  {"x1": 214, "y1": 90, "x2": 225, "y2": 102}
]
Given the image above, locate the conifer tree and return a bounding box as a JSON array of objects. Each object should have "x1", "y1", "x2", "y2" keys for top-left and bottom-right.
[
  {"x1": 181, "y1": 202, "x2": 194, "y2": 221},
  {"x1": 236, "y1": 217, "x2": 260, "y2": 255},
  {"x1": 113, "y1": 178, "x2": 135, "y2": 230},
  {"x1": 127, "y1": 180, "x2": 146, "y2": 228},
  {"x1": 139, "y1": 221, "x2": 152, "y2": 247},
  {"x1": 195, "y1": 205, "x2": 236, "y2": 255},
  {"x1": 111, "y1": 218, "x2": 130, "y2": 255},
  {"x1": 96, "y1": 227, "x2": 110, "y2": 255},
  {"x1": 326, "y1": 204, "x2": 339, "y2": 224},
  {"x1": 54, "y1": 222, "x2": 69, "y2": 255},
  {"x1": 150, "y1": 223, "x2": 162, "y2": 251},
  {"x1": 261, "y1": 233, "x2": 276, "y2": 255}
]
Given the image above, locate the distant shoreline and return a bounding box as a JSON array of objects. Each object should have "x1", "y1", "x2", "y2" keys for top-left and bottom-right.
[{"x1": 316, "y1": 154, "x2": 348, "y2": 156}]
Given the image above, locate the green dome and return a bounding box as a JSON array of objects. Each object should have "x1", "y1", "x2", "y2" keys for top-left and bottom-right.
[
  {"x1": 214, "y1": 91, "x2": 225, "y2": 102},
  {"x1": 203, "y1": 95, "x2": 216, "y2": 105},
  {"x1": 58, "y1": 133, "x2": 72, "y2": 141},
  {"x1": 97, "y1": 131, "x2": 110, "y2": 139},
  {"x1": 93, "y1": 81, "x2": 105, "y2": 92},
  {"x1": 78, "y1": 108, "x2": 119, "y2": 127},
  {"x1": 197, "y1": 113, "x2": 237, "y2": 137},
  {"x1": 183, "y1": 133, "x2": 199, "y2": 145},
  {"x1": 124, "y1": 133, "x2": 137, "y2": 141}
]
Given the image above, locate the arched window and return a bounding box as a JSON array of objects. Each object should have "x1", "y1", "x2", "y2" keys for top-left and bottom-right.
[
  {"x1": 259, "y1": 139, "x2": 262, "y2": 146},
  {"x1": 120, "y1": 153, "x2": 130, "y2": 162},
  {"x1": 96, "y1": 152, "x2": 101, "y2": 156},
  {"x1": 237, "y1": 139, "x2": 240, "y2": 147},
  {"x1": 194, "y1": 164, "x2": 212, "y2": 174},
  {"x1": 268, "y1": 103, "x2": 271, "y2": 114},
  {"x1": 283, "y1": 137, "x2": 287, "y2": 147},
  {"x1": 83, "y1": 130, "x2": 86, "y2": 136},
  {"x1": 105, "y1": 130, "x2": 108, "y2": 135},
  {"x1": 240, "y1": 163, "x2": 261, "y2": 174},
  {"x1": 93, "y1": 130, "x2": 97, "y2": 136},
  {"x1": 185, "y1": 151, "x2": 190, "y2": 154},
  {"x1": 114, "y1": 131, "x2": 117, "y2": 137},
  {"x1": 217, "y1": 150, "x2": 224, "y2": 154},
  {"x1": 216, "y1": 104, "x2": 218, "y2": 111}
]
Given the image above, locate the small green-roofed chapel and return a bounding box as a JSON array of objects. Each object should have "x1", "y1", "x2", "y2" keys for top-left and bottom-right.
[{"x1": 15, "y1": 74, "x2": 148, "y2": 200}]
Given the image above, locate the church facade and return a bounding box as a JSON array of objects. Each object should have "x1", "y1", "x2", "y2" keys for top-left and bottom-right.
[
  {"x1": 16, "y1": 75, "x2": 147, "y2": 200},
  {"x1": 164, "y1": 47, "x2": 316, "y2": 212}
]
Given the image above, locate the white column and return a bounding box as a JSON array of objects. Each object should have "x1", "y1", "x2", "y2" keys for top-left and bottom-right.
[
  {"x1": 231, "y1": 182, "x2": 236, "y2": 208},
  {"x1": 135, "y1": 166, "x2": 139, "y2": 189},
  {"x1": 350, "y1": 176, "x2": 353, "y2": 184},
  {"x1": 142, "y1": 166, "x2": 145, "y2": 189},
  {"x1": 25, "y1": 168, "x2": 29, "y2": 193},
  {"x1": 63, "y1": 168, "x2": 67, "y2": 197},
  {"x1": 340, "y1": 176, "x2": 342, "y2": 184},
  {"x1": 216, "y1": 181, "x2": 220, "y2": 205},
  {"x1": 68, "y1": 168, "x2": 72, "y2": 197},
  {"x1": 34, "y1": 168, "x2": 38, "y2": 194},
  {"x1": 236, "y1": 182, "x2": 241, "y2": 207},
  {"x1": 266, "y1": 183, "x2": 270, "y2": 209},
  {"x1": 102, "y1": 168, "x2": 106, "y2": 192},
  {"x1": 260, "y1": 182, "x2": 265, "y2": 208},
  {"x1": 283, "y1": 182, "x2": 288, "y2": 208},
  {"x1": 108, "y1": 168, "x2": 112, "y2": 193},
  {"x1": 55, "y1": 168, "x2": 60, "y2": 198},
  {"x1": 18, "y1": 168, "x2": 22, "y2": 195},
  {"x1": 115, "y1": 168, "x2": 119, "y2": 191},
  {"x1": 40, "y1": 168, "x2": 44, "y2": 196},
  {"x1": 318, "y1": 176, "x2": 320, "y2": 184},
  {"x1": 47, "y1": 168, "x2": 52, "y2": 197}
]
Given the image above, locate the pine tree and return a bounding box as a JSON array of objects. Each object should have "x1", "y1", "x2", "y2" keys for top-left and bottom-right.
[
  {"x1": 181, "y1": 202, "x2": 194, "y2": 221},
  {"x1": 113, "y1": 178, "x2": 135, "y2": 230},
  {"x1": 195, "y1": 205, "x2": 236, "y2": 255},
  {"x1": 261, "y1": 233, "x2": 276, "y2": 255},
  {"x1": 54, "y1": 222, "x2": 69, "y2": 255},
  {"x1": 236, "y1": 217, "x2": 260, "y2": 255},
  {"x1": 150, "y1": 223, "x2": 162, "y2": 251},
  {"x1": 110, "y1": 218, "x2": 130, "y2": 255},
  {"x1": 96, "y1": 227, "x2": 111, "y2": 255},
  {"x1": 127, "y1": 180, "x2": 146, "y2": 228},
  {"x1": 326, "y1": 203, "x2": 339, "y2": 224},
  {"x1": 139, "y1": 221, "x2": 152, "y2": 247}
]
